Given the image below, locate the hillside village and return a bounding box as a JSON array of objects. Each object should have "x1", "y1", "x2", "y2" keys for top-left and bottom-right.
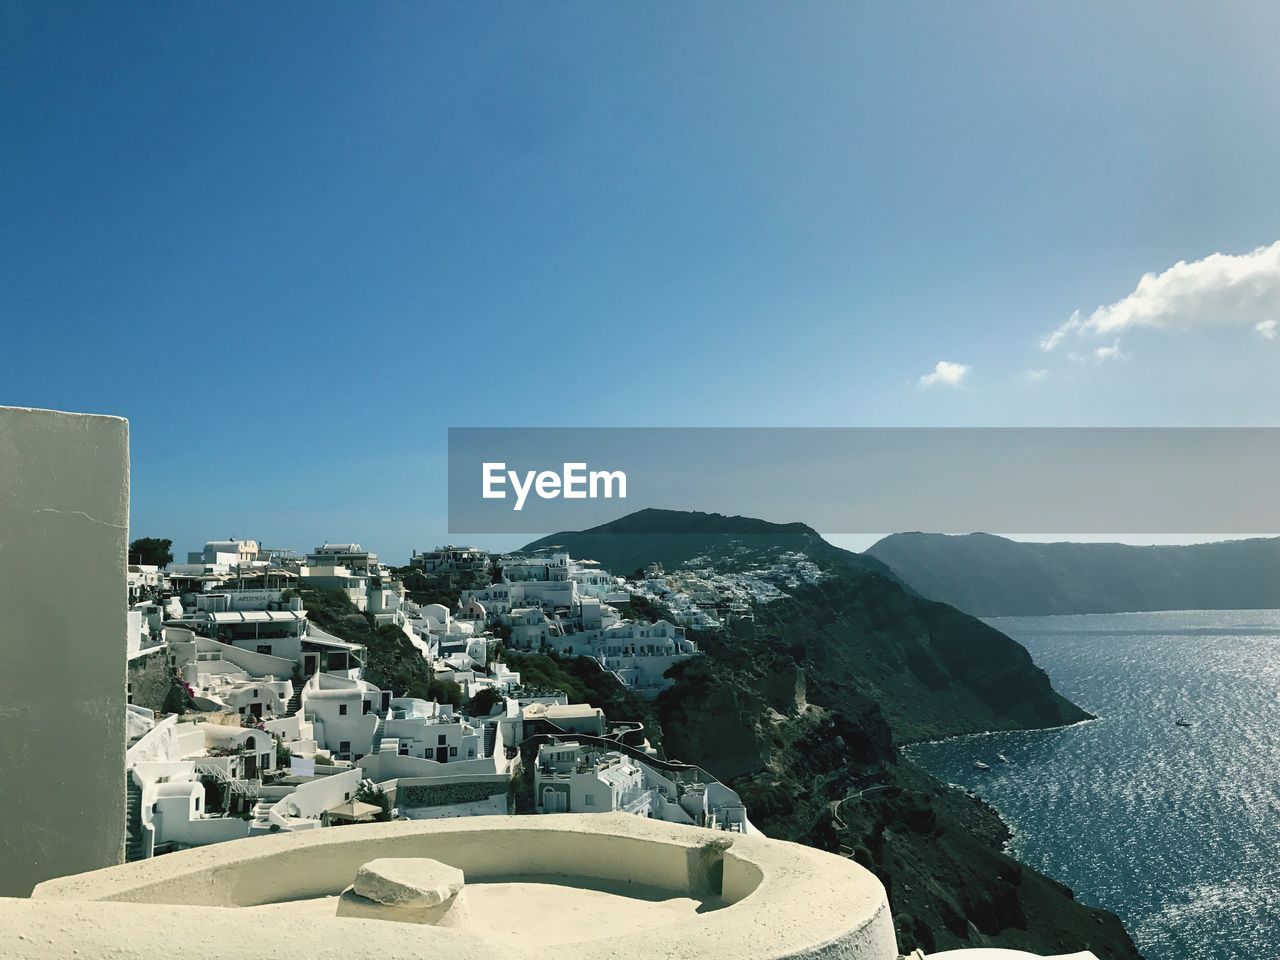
[{"x1": 122, "y1": 538, "x2": 823, "y2": 858}]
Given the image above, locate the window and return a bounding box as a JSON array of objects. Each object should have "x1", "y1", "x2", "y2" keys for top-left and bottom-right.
[
  {"x1": 449, "y1": 746, "x2": 458, "y2": 757},
  {"x1": 194, "y1": 796, "x2": 201, "y2": 812},
  {"x1": 257, "y1": 644, "x2": 271, "y2": 655},
  {"x1": 339, "y1": 740, "x2": 350, "y2": 754},
  {"x1": 338, "y1": 703, "x2": 348, "y2": 716},
  {"x1": 438, "y1": 734, "x2": 446, "y2": 745},
  {"x1": 584, "y1": 794, "x2": 595, "y2": 806}
]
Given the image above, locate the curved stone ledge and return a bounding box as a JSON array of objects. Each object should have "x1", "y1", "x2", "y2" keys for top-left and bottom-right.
[{"x1": 22, "y1": 814, "x2": 897, "y2": 960}]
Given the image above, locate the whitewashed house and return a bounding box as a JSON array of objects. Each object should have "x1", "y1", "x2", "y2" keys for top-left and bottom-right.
[
  {"x1": 533, "y1": 741, "x2": 753, "y2": 833},
  {"x1": 534, "y1": 743, "x2": 646, "y2": 814},
  {"x1": 379, "y1": 697, "x2": 483, "y2": 763},
  {"x1": 301, "y1": 672, "x2": 388, "y2": 761}
]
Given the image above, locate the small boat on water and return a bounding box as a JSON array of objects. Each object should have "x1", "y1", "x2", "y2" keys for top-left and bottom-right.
[
  {"x1": 974, "y1": 761, "x2": 992, "y2": 771},
  {"x1": 996, "y1": 753, "x2": 1010, "y2": 764},
  {"x1": 1175, "y1": 718, "x2": 1193, "y2": 727}
]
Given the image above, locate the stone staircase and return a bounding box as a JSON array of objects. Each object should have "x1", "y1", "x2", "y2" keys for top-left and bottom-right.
[
  {"x1": 483, "y1": 721, "x2": 497, "y2": 759},
  {"x1": 370, "y1": 715, "x2": 387, "y2": 754},
  {"x1": 285, "y1": 686, "x2": 303, "y2": 716},
  {"x1": 251, "y1": 797, "x2": 278, "y2": 828},
  {"x1": 124, "y1": 774, "x2": 146, "y2": 861}
]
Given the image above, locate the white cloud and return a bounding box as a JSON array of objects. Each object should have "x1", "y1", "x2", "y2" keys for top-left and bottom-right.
[
  {"x1": 1024, "y1": 368, "x2": 1050, "y2": 382},
  {"x1": 918, "y1": 360, "x2": 970, "y2": 388},
  {"x1": 1066, "y1": 339, "x2": 1125, "y2": 364},
  {"x1": 1042, "y1": 241, "x2": 1280, "y2": 351},
  {"x1": 1093, "y1": 340, "x2": 1124, "y2": 362}
]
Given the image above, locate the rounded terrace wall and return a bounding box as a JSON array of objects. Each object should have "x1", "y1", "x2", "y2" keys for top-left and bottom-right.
[{"x1": 24, "y1": 814, "x2": 898, "y2": 960}]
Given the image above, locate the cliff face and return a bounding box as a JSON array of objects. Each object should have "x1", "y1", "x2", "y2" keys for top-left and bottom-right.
[
  {"x1": 733, "y1": 704, "x2": 1138, "y2": 958},
  {"x1": 655, "y1": 621, "x2": 1136, "y2": 958},
  {"x1": 526, "y1": 510, "x2": 1141, "y2": 958},
  {"x1": 529, "y1": 511, "x2": 1087, "y2": 743},
  {"x1": 867, "y1": 532, "x2": 1280, "y2": 616}
]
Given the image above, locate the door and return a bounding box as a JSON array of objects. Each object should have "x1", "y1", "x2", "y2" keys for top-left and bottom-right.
[
  {"x1": 303, "y1": 653, "x2": 320, "y2": 676},
  {"x1": 435, "y1": 747, "x2": 448, "y2": 763},
  {"x1": 244, "y1": 754, "x2": 257, "y2": 779},
  {"x1": 250, "y1": 702, "x2": 263, "y2": 719}
]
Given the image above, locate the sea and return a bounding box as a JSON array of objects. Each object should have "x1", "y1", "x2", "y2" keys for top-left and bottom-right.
[{"x1": 903, "y1": 609, "x2": 1280, "y2": 960}]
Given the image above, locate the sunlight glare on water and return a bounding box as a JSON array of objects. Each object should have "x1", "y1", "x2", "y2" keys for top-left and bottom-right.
[{"x1": 904, "y1": 610, "x2": 1280, "y2": 960}]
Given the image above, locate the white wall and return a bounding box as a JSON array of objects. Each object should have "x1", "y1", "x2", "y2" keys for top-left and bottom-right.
[
  {"x1": 0, "y1": 406, "x2": 128, "y2": 895},
  {"x1": 270, "y1": 768, "x2": 362, "y2": 824}
]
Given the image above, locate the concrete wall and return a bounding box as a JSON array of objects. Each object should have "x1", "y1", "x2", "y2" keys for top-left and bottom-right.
[
  {"x1": 0, "y1": 406, "x2": 129, "y2": 895},
  {"x1": 25, "y1": 815, "x2": 901, "y2": 960}
]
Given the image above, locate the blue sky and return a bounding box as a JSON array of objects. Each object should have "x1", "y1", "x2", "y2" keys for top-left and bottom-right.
[{"x1": 4, "y1": 3, "x2": 1280, "y2": 561}]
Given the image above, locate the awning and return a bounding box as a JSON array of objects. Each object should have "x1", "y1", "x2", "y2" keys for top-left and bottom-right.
[{"x1": 327, "y1": 800, "x2": 381, "y2": 821}]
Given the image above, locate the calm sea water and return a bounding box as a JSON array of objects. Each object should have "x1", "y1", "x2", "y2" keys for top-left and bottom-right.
[{"x1": 904, "y1": 610, "x2": 1280, "y2": 960}]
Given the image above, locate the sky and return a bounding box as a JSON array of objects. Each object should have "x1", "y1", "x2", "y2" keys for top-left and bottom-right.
[{"x1": 3, "y1": 3, "x2": 1280, "y2": 562}]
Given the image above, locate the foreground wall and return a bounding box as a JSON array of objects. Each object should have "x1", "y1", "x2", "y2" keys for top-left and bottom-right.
[
  {"x1": 0, "y1": 406, "x2": 129, "y2": 895},
  {"x1": 27, "y1": 814, "x2": 899, "y2": 960}
]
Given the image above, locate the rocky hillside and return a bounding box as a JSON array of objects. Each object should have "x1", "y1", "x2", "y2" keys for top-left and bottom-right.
[
  {"x1": 527, "y1": 511, "x2": 1085, "y2": 743},
  {"x1": 524, "y1": 510, "x2": 1141, "y2": 958},
  {"x1": 525, "y1": 507, "x2": 898, "y2": 580},
  {"x1": 867, "y1": 532, "x2": 1280, "y2": 616}
]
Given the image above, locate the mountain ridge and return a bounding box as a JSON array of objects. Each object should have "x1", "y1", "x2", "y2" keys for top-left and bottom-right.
[
  {"x1": 524, "y1": 507, "x2": 899, "y2": 581},
  {"x1": 520, "y1": 508, "x2": 1140, "y2": 957},
  {"x1": 866, "y1": 532, "x2": 1280, "y2": 617}
]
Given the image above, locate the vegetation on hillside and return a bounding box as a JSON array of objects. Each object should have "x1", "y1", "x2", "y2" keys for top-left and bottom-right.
[
  {"x1": 293, "y1": 587, "x2": 460, "y2": 704},
  {"x1": 656, "y1": 606, "x2": 1137, "y2": 958},
  {"x1": 498, "y1": 648, "x2": 660, "y2": 747},
  {"x1": 392, "y1": 564, "x2": 494, "y2": 610}
]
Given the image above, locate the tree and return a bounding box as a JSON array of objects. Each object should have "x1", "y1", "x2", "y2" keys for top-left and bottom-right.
[
  {"x1": 469, "y1": 687, "x2": 502, "y2": 716},
  {"x1": 355, "y1": 782, "x2": 392, "y2": 822},
  {"x1": 129, "y1": 537, "x2": 173, "y2": 568}
]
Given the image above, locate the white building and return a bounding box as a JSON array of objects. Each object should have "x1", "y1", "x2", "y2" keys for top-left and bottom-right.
[
  {"x1": 535, "y1": 743, "x2": 646, "y2": 814},
  {"x1": 410, "y1": 545, "x2": 489, "y2": 574},
  {"x1": 187, "y1": 539, "x2": 260, "y2": 565},
  {"x1": 124, "y1": 716, "x2": 279, "y2": 858},
  {"x1": 301, "y1": 672, "x2": 389, "y2": 761},
  {"x1": 378, "y1": 697, "x2": 483, "y2": 763},
  {"x1": 533, "y1": 741, "x2": 753, "y2": 833}
]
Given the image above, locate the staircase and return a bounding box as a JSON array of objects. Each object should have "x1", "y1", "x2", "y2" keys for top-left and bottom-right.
[
  {"x1": 194, "y1": 762, "x2": 260, "y2": 805},
  {"x1": 483, "y1": 721, "x2": 497, "y2": 759},
  {"x1": 251, "y1": 797, "x2": 279, "y2": 828},
  {"x1": 285, "y1": 686, "x2": 303, "y2": 716},
  {"x1": 370, "y1": 715, "x2": 387, "y2": 754},
  {"x1": 124, "y1": 774, "x2": 146, "y2": 861}
]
